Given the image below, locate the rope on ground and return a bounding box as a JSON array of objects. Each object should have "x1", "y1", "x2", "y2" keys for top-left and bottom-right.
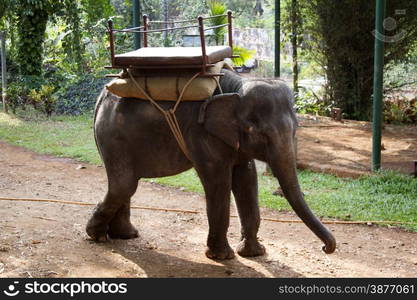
[{"x1": 1, "y1": 196, "x2": 416, "y2": 227}]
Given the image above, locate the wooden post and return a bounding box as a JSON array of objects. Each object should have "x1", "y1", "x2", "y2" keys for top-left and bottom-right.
[
  {"x1": 227, "y1": 10, "x2": 233, "y2": 53},
  {"x1": 143, "y1": 14, "x2": 148, "y2": 47},
  {"x1": 198, "y1": 16, "x2": 208, "y2": 75},
  {"x1": 0, "y1": 31, "x2": 7, "y2": 113},
  {"x1": 108, "y1": 20, "x2": 116, "y2": 67}
]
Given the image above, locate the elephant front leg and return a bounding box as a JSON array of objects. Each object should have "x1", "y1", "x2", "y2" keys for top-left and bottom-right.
[
  {"x1": 232, "y1": 160, "x2": 266, "y2": 257},
  {"x1": 197, "y1": 166, "x2": 235, "y2": 260}
]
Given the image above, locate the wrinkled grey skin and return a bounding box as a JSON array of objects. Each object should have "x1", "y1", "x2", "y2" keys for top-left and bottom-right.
[{"x1": 86, "y1": 69, "x2": 336, "y2": 259}]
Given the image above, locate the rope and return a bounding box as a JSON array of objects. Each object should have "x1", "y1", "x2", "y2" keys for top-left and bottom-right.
[
  {"x1": 127, "y1": 70, "x2": 201, "y2": 162},
  {"x1": 1, "y1": 196, "x2": 416, "y2": 227},
  {"x1": 213, "y1": 76, "x2": 223, "y2": 94},
  {"x1": 0, "y1": 197, "x2": 199, "y2": 214}
]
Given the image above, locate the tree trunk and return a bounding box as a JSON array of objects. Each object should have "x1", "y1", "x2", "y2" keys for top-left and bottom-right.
[{"x1": 291, "y1": 0, "x2": 299, "y2": 98}]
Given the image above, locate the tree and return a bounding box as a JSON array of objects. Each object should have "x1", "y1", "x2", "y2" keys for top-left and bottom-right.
[
  {"x1": 290, "y1": 0, "x2": 299, "y2": 97},
  {"x1": 62, "y1": 0, "x2": 84, "y2": 72},
  {"x1": 282, "y1": 0, "x2": 305, "y2": 97},
  {"x1": 303, "y1": 0, "x2": 417, "y2": 120},
  {"x1": 14, "y1": 0, "x2": 60, "y2": 75},
  {"x1": 1, "y1": 0, "x2": 116, "y2": 76}
]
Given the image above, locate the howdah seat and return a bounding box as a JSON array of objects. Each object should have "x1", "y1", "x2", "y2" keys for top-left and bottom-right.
[{"x1": 106, "y1": 11, "x2": 235, "y2": 77}]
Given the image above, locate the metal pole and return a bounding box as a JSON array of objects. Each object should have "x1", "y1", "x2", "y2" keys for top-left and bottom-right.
[
  {"x1": 1, "y1": 31, "x2": 7, "y2": 113},
  {"x1": 132, "y1": 0, "x2": 141, "y2": 49},
  {"x1": 372, "y1": 0, "x2": 386, "y2": 171},
  {"x1": 274, "y1": 0, "x2": 280, "y2": 77}
]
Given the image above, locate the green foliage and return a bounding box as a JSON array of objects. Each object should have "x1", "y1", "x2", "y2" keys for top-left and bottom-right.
[
  {"x1": 141, "y1": 0, "x2": 207, "y2": 23},
  {"x1": 383, "y1": 97, "x2": 417, "y2": 125},
  {"x1": 15, "y1": 0, "x2": 51, "y2": 75},
  {"x1": 0, "y1": 109, "x2": 99, "y2": 164},
  {"x1": 299, "y1": 0, "x2": 417, "y2": 121},
  {"x1": 207, "y1": 0, "x2": 227, "y2": 45},
  {"x1": 1, "y1": 0, "x2": 118, "y2": 115},
  {"x1": 61, "y1": 0, "x2": 84, "y2": 72},
  {"x1": 6, "y1": 74, "x2": 47, "y2": 112},
  {"x1": 384, "y1": 49, "x2": 417, "y2": 93},
  {"x1": 0, "y1": 0, "x2": 10, "y2": 20},
  {"x1": 227, "y1": 0, "x2": 274, "y2": 29},
  {"x1": 54, "y1": 74, "x2": 109, "y2": 115},
  {"x1": 5, "y1": 82, "x2": 26, "y2": 114},
  {"x1": 231, "y1": 45, "x2": 256, "y2": 67},
  {"x1": 28, "y1": 84, "x2": 56, "y2": 116},
  {"x1": 206, "y1": 1, "x2": 256, "y2": 67},
  {"x1": 295, "y1": 86, "x2": 329, "y2": 115},
  {"x1": 81, "y1": 0, "x2": 114, "y2": 26}
]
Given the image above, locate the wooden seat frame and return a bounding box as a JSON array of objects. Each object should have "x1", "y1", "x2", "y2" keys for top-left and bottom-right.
[{"x1": 106, "y1": 11, "x2": 234, "y2": 77}]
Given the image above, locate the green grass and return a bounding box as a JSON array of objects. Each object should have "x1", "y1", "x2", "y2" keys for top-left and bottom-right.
[
  {"x1": 0, "y1": 108, "x2": 100, "y2": 164},
  {"x1": 154, "y1": 169, "x2": 417, "y2": 231},
  {"x1": 1, "y1": 108, "x2": 417, "y2": 231}
]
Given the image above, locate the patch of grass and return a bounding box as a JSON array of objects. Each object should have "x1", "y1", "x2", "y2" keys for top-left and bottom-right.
[
  {"x1": 150, "y1": 170, "x2": 204, "y2": 194},
  {"x1": 147, "y1": 169, "x2": 417, "y2": 231},
  {"x1": 260, "y1": 170, "x2": 417, "y2": 231},
  {"x1": 1, "y1": 108, "x2": 416, "y2": 231},
  {"x1": 0, "y1": 107, "x2": 100, "y2": 164}
]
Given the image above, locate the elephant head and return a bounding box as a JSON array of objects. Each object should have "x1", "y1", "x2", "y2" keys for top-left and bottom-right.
[{"x1": 202, "y1": 74, "x2": 336, "y2": 254}]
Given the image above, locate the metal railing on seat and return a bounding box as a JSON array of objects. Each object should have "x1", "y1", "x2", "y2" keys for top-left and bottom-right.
[{"x1": 106, "y1": 11, "x2": 234, "y2": 77}]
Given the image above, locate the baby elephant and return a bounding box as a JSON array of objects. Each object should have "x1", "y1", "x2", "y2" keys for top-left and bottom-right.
[{"x1": 86, "y1": 70, "x2": 336, "y2": 259}]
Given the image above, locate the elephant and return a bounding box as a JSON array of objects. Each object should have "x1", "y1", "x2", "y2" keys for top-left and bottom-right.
[{"x1": 86, "y1": 69, "x2": 336, "y2": 259}]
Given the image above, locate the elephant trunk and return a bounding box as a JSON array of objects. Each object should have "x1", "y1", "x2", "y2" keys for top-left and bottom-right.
[{"x1": 269, "y1": 140, "x2": 336, "y2": 254}]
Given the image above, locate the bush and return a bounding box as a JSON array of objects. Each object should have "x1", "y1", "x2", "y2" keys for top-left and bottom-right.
[
  {"x1": 383, "y1": 96, "x2": 417, "y2": 125},
  {"x1": 6, "y1": 75, "x2": 47, "y2": 113},
  {"x1": 54, "y1": 74, "x2": 110, "y2": 115},
  {"x1": 294, "y1": 86, "x2": 330, "y2": 116},
  {"x1": 28, "y1": 85, "x2": 56, "y2": 117},
  {"x1": 5, "y1": 82, "x2": 26, "y2": 114}
]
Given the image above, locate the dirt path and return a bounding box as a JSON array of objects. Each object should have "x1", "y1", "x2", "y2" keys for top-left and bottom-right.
[
  {"x1": 297, "y1": 115, "x2": 417, "y2": 178},
  {"x1": 0, "y1": 141, "x2": 416, "y2": 278}
]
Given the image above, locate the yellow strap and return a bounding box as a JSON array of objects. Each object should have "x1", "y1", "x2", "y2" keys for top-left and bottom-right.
[{"x1": 213, "y1": 76, "x2": 223, "y2": 95}]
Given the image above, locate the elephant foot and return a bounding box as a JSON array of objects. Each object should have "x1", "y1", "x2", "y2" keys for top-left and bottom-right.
[
  {"x1": 205, "y1": 246, "x2": 235, "y2": 260},
  {"x1": 236, "y1": 238, "x2": 266, "y2": 257},
  {"x1": 86, "y1": 217, "x2": 109, "y2": 242},
  {"x1": 108, "y1": 220, "x2": 139, "y2": 240}
]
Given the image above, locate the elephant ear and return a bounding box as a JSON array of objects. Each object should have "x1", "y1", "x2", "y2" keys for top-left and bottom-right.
[{"x1": 199, "y1": 93, "x2": 240, "y2": 150}]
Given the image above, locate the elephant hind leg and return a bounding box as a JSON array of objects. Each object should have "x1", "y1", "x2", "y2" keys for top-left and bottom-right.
[
  {"x1": 107, "y1": 198, "x2": 139, "y2": 239},
  {"x1": 86, "y1": 171, "x2": 139, "y2": 242}
]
